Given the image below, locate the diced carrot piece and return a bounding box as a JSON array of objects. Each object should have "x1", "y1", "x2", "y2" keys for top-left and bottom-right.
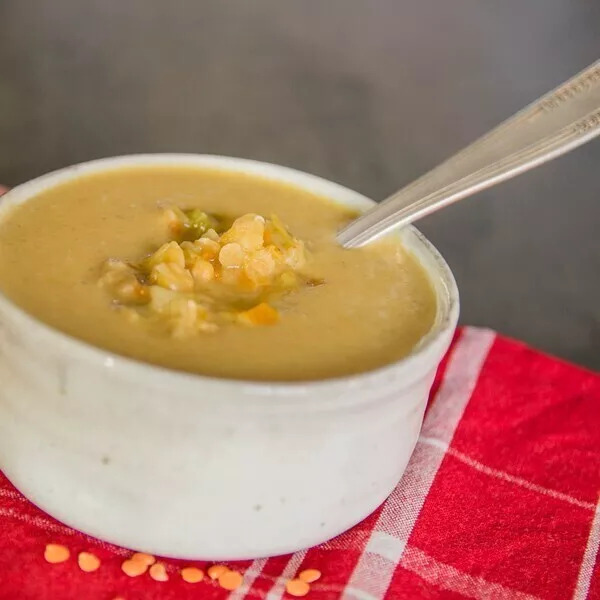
[{"x1": 238, "y1": 302, "x2": 279, "y2": 326}]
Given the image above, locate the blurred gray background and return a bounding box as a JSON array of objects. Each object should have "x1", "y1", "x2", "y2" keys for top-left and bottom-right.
[{"x1": 1, "y1": 1, "x2": 599, "y2": 368}]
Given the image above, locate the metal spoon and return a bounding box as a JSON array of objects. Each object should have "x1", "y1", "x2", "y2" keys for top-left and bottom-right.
[{"x1": 337, "y1": 59, "x2": 600, "y2": 248}]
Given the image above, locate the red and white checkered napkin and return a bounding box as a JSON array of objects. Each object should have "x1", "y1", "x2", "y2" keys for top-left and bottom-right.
[{"x1": 1, "y1": 326, "x2": 599, "y2": 600}]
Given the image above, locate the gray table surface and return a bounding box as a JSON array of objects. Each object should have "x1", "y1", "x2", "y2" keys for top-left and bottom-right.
[{"x1": 1, "y1": 1, "x2": 599, "y2": 369}]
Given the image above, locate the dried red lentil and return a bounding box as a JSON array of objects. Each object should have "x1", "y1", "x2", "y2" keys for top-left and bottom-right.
[
  {"x1": 286, "y1": 578, "x2": 310, "y2": 597},
  {"x1": 219, "y1": 569, "x2": 243, "y2": 591},
  {"x1": 149, "y1": 562, "x2": 169, "y2": 582},
  {"x1": 208, "y1": 564, "x2": 228, "y2": 580},
  {"x1": 130, "y1": 552, "x2": 156, "y2": 566},
  {"x1": 181, "y1": 566, "x2": 204, "y2": 583},
  {"x1": 77, "y1": 551, "x2": 101, "y2": 572},
  {"x1": 121, "y1": 558, "x2": 148, "y2": 577},
  {"x1": 298, "y1": 568, "x2": 321, "y2": 583},
  {"x1": 44, "y1": 544, "x2": 70, "y2": 564}
]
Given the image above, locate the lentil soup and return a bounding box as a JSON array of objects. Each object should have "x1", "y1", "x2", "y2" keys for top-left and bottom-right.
[{"x1": 0, "y1": 166, "x2": 436, "y2": 381}]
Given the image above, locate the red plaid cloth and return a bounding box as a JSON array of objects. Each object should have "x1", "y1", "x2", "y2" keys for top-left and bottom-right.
[{"x1": 1, "y1": 327, "x2": 599, "y2": 600}]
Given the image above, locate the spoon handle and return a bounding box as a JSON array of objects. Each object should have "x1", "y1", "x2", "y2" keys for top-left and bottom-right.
[{"x1": 337, "y1": 60, "x2": 600, "y2": 248}]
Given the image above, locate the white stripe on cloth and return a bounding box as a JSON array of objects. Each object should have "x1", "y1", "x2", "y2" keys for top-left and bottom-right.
[
  {"x1": 419, "y1": 436, "x2": 596, "y2": 511},
  {"x1": 342, "y1": 326, "x2": 496, "y2": 599},
  {"x1": 401, "y1": 546, "x2": 541, "y2": 600},
  {"x1": 227, "y1": 558, "x2": 268, "y2": 600},
  {"x1": 264, "y1": 550, "x2": 307, "y2": 600},
  {"x1": 0, "y1": 506, "x2": 131, "y2": 556},
  {"x1": 310, "y1": 545, "x2": 543, "y2": 600},
  {"x1": 0, "y1": 506, "x2": 84, "y2": 537},
  {"x1": 0, "y1": 488, "x2": 25, "y2": 501},
  {"x1": 573, "y1": 496, "x2": 600, "y2": 600}
]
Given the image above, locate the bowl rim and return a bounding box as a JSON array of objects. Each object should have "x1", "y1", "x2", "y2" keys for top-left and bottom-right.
[{"x1": 0, "y1": 153, "x2": 460, "y2": 399}]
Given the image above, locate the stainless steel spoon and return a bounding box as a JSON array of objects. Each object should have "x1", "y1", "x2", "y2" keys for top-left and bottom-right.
[{"x1": 337, "y1": 59, "x2": 600, "y2": 248}]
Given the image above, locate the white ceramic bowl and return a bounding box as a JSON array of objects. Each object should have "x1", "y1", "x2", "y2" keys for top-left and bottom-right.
[{"x1": 0, "y1": 155, "x2": 459, "y2": 560}]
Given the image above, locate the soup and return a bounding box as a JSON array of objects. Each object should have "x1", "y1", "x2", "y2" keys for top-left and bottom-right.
[{"x1": 0, "y1": 166, "x2": 436, "y2": 381}]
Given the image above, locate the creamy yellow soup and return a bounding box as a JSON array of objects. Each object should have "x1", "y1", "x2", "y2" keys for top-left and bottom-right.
[{"x1": 0, "y1": 167, "x2": 436, "y2": 381}]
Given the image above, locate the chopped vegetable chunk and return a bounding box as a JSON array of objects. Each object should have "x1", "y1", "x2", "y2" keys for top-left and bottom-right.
[
  {"x1": 99, "y1": 209, "x2": 319, "y2": 338},
  {"x1": 238, "y1": 302, "x2": 279, "y2": 326}
]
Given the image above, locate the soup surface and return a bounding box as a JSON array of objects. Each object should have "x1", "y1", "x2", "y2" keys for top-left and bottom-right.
[{"x1": 0, "y1": 166, "x2": 436, "y2": 381}]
